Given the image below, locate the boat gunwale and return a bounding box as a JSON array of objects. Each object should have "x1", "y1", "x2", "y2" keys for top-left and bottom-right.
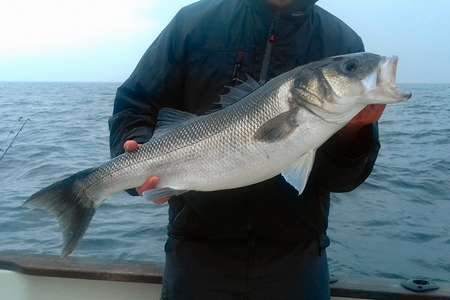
[
  {"x1": 0, "y1": 253, "x2": 163, "y2": 284},
  {"x1": 0, "y1": 253, "x2": 449, "y2": 300}
]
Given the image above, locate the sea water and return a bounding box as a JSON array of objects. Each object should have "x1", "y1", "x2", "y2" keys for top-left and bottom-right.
[{"x1": 0, "y1": 82, "x2": 449, "y2": 281}]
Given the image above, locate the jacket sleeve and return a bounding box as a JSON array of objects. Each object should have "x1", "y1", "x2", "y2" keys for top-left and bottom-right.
[
  {"x1": 314, "y1": 123, "x2": 380, "y2": 193},
  {"x1": 313, "y1": 37, "x2": 380, "y2": 193},
  {"x1": 109, "y1": 10, "x2": 187, "y2": 159}
]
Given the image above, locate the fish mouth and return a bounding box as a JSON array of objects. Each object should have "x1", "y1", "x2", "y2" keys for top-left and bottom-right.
[
  {"x1": 378, "y1": 56, "x2": 399, "y2": 86},
  {"x1": 364, "y1": 56, "x2": 412, "y2": 104}
]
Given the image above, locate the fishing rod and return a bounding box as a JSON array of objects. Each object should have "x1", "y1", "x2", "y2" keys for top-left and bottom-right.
[{"x1": 0, "y1": 117, "x2": 30, "y2": 161}]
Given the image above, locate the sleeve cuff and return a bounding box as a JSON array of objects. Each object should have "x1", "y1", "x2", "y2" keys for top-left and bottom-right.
[{"x1": 110, "y1": 125, "x2": 154, "y2": 158}]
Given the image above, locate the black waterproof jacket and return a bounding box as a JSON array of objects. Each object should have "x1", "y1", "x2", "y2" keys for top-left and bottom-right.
[{"x1": 109, "y1": 0, "x2": 380, "y2": 247}]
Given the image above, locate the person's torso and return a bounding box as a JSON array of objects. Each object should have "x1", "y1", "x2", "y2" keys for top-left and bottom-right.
[{"x1": 166, "y1": 0, "x2": 361, "y2": 243}]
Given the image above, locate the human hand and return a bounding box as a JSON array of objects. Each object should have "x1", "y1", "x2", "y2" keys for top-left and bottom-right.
[{"x1": 123, "y1": 140, "x2": 169, "y2": 205}]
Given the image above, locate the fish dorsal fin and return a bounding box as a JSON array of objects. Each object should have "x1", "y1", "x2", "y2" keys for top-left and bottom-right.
[
  {"x1": 281, "y1": 149, "x2": 316, "y2": 195},
  {"x1": 214, "y1": 75, "x2": 261, "y2": 110},
  {"x1": 153, "y1": 107, "x2": 197, "y2": 138}
]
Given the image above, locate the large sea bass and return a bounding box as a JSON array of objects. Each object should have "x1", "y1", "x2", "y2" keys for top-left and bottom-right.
[{"x1": 25, "y1": 52, "x2": 411, "y2": 256}]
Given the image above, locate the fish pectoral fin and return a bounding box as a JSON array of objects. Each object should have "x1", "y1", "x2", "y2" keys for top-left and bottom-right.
[
  {"x1": 281, "y1": 150, "x2": 316, "y2": 195},
  {"x1": 254, "y1": 109, "x2": 298, "y2": 143},
  {"x1": 154, "y1": 108, "x2": 198, "y2": 138},
  {"x1": 142, "y1": 187, "x2": 186, "y2": 203}
]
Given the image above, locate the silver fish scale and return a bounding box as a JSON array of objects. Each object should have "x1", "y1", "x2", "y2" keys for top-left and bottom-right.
[{"x1": 85, "y1": 73, "x2": 297, "y2": 198}]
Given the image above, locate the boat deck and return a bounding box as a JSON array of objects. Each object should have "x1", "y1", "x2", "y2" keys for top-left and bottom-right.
[{"x1": 0, "y1": 253, "x2": 448, "y2": 300}]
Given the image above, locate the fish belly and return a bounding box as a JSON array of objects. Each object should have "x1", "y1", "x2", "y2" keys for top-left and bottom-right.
[{"x1": 154, "y1": 126, "x2": 322, "y2": 192}]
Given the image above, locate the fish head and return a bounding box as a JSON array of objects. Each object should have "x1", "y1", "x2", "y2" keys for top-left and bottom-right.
[{"x1": 292, "y1": 52, "x2": 411, "y2": 119}]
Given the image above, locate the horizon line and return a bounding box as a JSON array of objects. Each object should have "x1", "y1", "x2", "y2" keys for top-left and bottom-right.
[{"x1": 1, "y1": 81, "x2": 449, "y2": 85}]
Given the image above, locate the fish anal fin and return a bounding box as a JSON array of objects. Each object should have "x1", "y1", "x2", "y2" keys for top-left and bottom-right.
[{"x1": 143, "y1": 187, "x2": 186, "y2": 203}]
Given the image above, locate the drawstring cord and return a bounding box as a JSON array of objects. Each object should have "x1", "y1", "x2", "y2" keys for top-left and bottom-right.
[
  {"x1": 231, "y1": 51, "x2": 246, "y2": 84},
  {"x1": 259, "y1": 12, "x2": 280, "y2": 84}
]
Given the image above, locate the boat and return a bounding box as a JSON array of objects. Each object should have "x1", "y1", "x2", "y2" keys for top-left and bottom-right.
[{"x1": 0, "y1": 253, "x2": 448, "y2": 300}]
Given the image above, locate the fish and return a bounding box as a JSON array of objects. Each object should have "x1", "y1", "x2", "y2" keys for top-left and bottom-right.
[{"x1": 24, "y1": 52, "x2": 412, "y2": 256}]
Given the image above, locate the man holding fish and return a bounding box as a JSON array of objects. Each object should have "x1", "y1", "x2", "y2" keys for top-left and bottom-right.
[
  {"x1": 26, "y1": 0, "x2": 411, "y2": 299},
  {"x1": 111, "y1": 0, "x2": 388, "y2": 299}
]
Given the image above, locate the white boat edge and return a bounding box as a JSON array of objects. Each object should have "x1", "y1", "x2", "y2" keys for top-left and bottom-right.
[
  {"x1": 0, "y1": 253, "x2": 448, "y2": 300},
  {"x1": 0, "y1": 270, "x2": 162, "y2": 300},
  {"x1": 0, "y1": 270, "x2": 375, "y2": 300}
]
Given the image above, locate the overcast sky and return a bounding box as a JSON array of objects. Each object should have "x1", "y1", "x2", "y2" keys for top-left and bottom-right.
[{"x1": 0, "y1": 0, "x2": 448, "y2": 83}]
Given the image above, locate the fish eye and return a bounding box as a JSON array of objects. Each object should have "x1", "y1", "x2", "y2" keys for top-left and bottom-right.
[{"x1": 342, "y1": 60, "x2": 359, "y2": 73}]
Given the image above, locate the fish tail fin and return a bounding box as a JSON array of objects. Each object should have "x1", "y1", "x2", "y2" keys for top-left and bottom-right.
[{"x1": 24, "y1": 167, "x2": 98, "y2": 257}]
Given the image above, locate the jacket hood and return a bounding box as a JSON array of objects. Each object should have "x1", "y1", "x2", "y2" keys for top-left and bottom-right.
[
  {"x1": 245, "y1": 0, "x2": 318, "y2": 12},
  {"x1": 244, "y1": 0, "x2": 318, "y2": 23}
]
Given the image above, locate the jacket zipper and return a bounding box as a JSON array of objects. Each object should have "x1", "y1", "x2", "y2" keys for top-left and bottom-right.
[{"x1": 259, "y1": 12, "x2": 280, "y2": 84}]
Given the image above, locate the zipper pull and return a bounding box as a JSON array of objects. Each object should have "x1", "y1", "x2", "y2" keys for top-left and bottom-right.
[
  {"x1": 232, "y1": 50, "x2": 246, "y2": 83},
  {"x1": 269, "y1": 34, "x2": 278, "y2": 44}
]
